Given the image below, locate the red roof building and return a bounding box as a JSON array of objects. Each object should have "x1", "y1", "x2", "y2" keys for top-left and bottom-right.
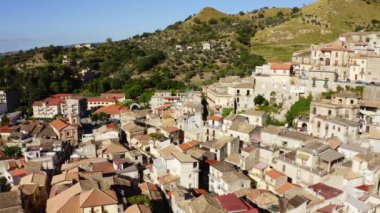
[
  {"x1": 216, "y1": 193, "x2": 249, "y2": 212},
  {"x1": 309, "y1": 183, "x2": 343, "y2": 200},
  {"x1": 94, "y1": 104, "x2": 128, "y2": 115}
]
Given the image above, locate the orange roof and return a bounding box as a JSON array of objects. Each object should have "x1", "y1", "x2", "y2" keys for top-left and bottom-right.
[
  {"x1": 178, "y1": 140, "x2": 200, "y2": 151},
  {"x1": 209, "y1": 115, "x2": 223, "y2": 121},
  {"x1": 105, "y1": 123, "x2": 118, "y2": 130},
  {"x1": 205, "y1": 160, "x2": 219, "y2": 165},
  {"x1": 0, "y1": 126, "x2": 13, "y2": 134},
  {"x1": 50, "y1": 118, "x2": 72, "y2": 131},
  {"x1": 87, "y1": 97, "x2": 117, "y2": 102},
  {"x1": 266, "y1": 169, "x2": 286, "y2": 180},
  {"x1": 91, "y1": 162, "x2": 116, "y2": 174},
  {"x1": 9, "y1": 168, "x2": 27, "y2": 177},
  {"x1": 270, "y1": 62, "x2": 292, "y2": 70},
  {"x1": 101, "y1": 143, "x2": 128, "y2": 154},
  {"x1": 79, "y1": 189, "x2": 118, "y2": 208},
  {"x1": 193, "y1": 188, "x2": 208, "y2": 195},
  {"x1": 161, "y1": 126, "x2": 180, "y2": 133},
  {"x1": 124, "y1": 204, "x2": 152, "y2": 213},
  {"x1": 94, "y1": 104, "x2": 128, "y2": 115},
  {"x1": 275, "y1": 182, "x2": 300, "y2": 194}
]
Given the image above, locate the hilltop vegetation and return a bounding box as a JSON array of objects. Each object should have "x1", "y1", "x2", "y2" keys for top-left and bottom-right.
[{"x1": 252, "y1": 0, "x2": 380, "y2": 60}]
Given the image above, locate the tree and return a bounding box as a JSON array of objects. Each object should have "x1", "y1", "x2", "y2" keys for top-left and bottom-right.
[
  {"x1": 208, "y1": 18, "x2": 218, "y2": 25},
  {"x1": 0, "y1": 116, "x2": 10, "y2": 126},
  {"x1": 277, "y1": 11, "x2": 284, "y2": 17},
  {"x1": 127, "y1": 195, "x2": 151, "y2": 208},
  {"x1": 3, "y1": 146, "x2": 22, "y2": 158},
  {"x1": 50, "y1": 82, "x2": 60, "y2": 93},
  {"x1": 254, "y1": 94, "x2": 266, "y2": 105},
  {"x1": 149, "y1": 132, "x2": 165, "y2": 140},
  {"x1": 201, "y1": 95, "x2": 209, "y2": 121},
  {"x1": 193, "y1": 17, "x2": 201, "y2": 24},
  {"x1": 125, "y1": 84, "x2": 143, "y2": 100},
  {"x1": 222, "y1": 108, "x2": 233, "y2": 117},
  {"x1": 292, "y1": 7, "x2": 300, "y2": 14},
  {"x1": 106, "y1": 37, "x2": 113, "y2": 43},
  {"x1": 285, "y1": 95, "x2": 312, "y2": 126}
]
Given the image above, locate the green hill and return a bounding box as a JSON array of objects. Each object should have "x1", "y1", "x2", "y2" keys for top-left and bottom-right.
[
  {"x1": 252, "y1": 0, "x2": 380, "y2": 61},
  {"x1": 2, "y1": 1, "x2": 380, "y2": 109}
]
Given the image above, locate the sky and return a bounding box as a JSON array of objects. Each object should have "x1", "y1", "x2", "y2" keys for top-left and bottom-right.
[{"x1": 0, "y1": 0, "x2": 315, "y2": 53}]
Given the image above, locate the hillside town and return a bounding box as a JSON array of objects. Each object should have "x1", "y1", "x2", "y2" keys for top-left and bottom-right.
[{"x1": 1, "y1": 31, "x2": 380, "y2": 213}]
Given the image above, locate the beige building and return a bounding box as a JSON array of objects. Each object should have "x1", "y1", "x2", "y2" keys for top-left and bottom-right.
[
  {"x1": 307, "y1": 93, "x2": 360, "y2": 143},
  {"x1": 349, "y1": 55, "x2": 380, "y2": 83}
]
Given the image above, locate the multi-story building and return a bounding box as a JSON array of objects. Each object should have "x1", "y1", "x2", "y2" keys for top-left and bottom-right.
[
  {"x1": 205, "y1": 76, "x2": 254, "y2": 112},
  {"x1": 0, "y1": 90, "x2": 20, "y2": 114},
  {"x1": 152, "y1": 145, "x2": 199, "y2": 189},
  {"x1": 32, "y1": 94, "x2": 87, "y2": 118},
  {"x1": 87, "y1": 97, "x2": 117, "y2": 110},
  {"x1": 306, "y1": 93, "x2": 361, "y2": 143},
  {"x1": 349, "y1": 54, "x2": 380, "y2": 83}
]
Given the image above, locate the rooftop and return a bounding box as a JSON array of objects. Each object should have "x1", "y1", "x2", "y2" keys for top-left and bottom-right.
[
  {"x1": 202, "y1": 136, "x2": 238, "y2": 150},
  {"x1": 266, "y1": 169, "x2": 286, "y2": 180},
  {"x1": 309, "y1": 182, "x2": 343, "y2": 200},
  {"x1": 210, "y1": 161, "x2": 235, "y2": 173},
  {"x1": 216, "y1": 193, "x2": 249, "y2": 212}
]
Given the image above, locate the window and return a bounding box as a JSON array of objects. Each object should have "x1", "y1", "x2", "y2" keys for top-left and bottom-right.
[
  {"x1": 282, "y1": 165, "x2": 286, "y2": 172},
  {"x1": 324, "y1": 78, "x2": 328, "y2": 89},
  {"x1": 317, "y1": 121, "x2": 321, "y2": 128},
  {"x1": 328, "y1": 110, "x2": 332, "y2": 116},
  {"x1": 312, "y1": 107, "x2": 316, "y2": 115},
  {"x1": 350, "y1": 100, "x2": 354, "y2": 104},
  {"x1": 193, "y1": 162, "x2": 197, "y2": 168},
  {"x1": 312, "y1": 78, "x2": 316, "y2": 87},
  {"x1": 338, "y1": 127, "x2": 341, "y2": 132},
  {"x1": 237, "y1": 89, "x2": 240, "y2": 94},
  {"x1": 282, "y1": 141, "x2": 288, "y2": 147}
]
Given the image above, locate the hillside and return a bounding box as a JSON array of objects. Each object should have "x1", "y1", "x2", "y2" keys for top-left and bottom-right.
[
  {"x1": 2, "y1": 0, "x2": 380, "y2": 111},
  {"x1": 252, "y1": 0, "x2": 380, "y2": 61}
]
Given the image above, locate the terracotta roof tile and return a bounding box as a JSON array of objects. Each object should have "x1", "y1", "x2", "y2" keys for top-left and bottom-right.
[
  {"x1": 79, "y1": 189, "x2": 118, "y2": 208},
  {"x1": 178, "y1": 140, "x2": 199, "y2": 151},
  {"x1": 209, "y1": 115, "x2": 223, "y2": 121},
  {"x1": 266, "y1": 169, "x2": 286, "y2": 180},
  {"x1": 125, "y1": 204, "x2": 152, "y2": 213},
  {"x1": 9, "y1": 168, "x2": 27, "y2": 177},
  {"x1": 270, "y1": 62, "x2": 292, "y2": 70},
  {"x1": 94, "y1": 104, "x2": 128, "y2": 115},
  {"x1": 309, "y1": 183, "x2": 343, "y2": 200},
  {"x1": 216, "y1": 193, "x2": 249, "y2": 212},
  {"x1": 275, "y1": 182, "x2": 300, "y2": 194},
  {"x1": 91, "y1": 161, "x2": 116, "y2": 174},
  {"x1": 50, "y1": 118, "x2": 72, "y2": 131}
]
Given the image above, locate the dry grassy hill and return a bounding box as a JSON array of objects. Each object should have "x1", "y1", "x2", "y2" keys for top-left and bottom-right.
[{"x1": 252, "y1": 0, "x2": 380, "y2": 61}]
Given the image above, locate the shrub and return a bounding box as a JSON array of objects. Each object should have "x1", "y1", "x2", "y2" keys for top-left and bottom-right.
[
  {"x1": 254, "y1": 94, "x2": 266, "y2": 105},
  {"x1": 222, "y1": 108, "x2": 233, "y2": 117}
]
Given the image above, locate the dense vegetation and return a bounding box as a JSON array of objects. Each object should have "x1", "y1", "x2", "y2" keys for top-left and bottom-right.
[{"x1": 1, "y1": 0, "x2": 379, "y2": 116}]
